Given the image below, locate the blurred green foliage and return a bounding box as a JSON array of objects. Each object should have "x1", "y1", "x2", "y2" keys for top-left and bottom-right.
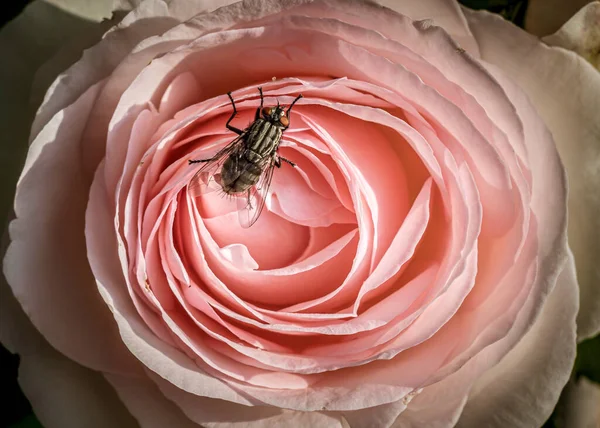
[
  {"x1": 575, "y1": 334, "x2": 600, "y2": 384},
  {"x1": 9, "y1": 415, "x2": 44, "y2": 428},
  {"x1": 459, "y1": 0, "x2": 528, "y2": 27}
]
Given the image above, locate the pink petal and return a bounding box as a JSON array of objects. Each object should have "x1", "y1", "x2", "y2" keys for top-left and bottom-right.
[
  {"x1": 5, "y1": 82, "x2": 138, "y2": 375},
  {"x1": 465, "y1": 6, "x2": 599, "y2": 339}
]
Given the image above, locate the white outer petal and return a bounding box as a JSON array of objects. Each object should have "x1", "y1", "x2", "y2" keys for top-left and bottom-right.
[
  {"x1": 543, "y1": 1, "x2": 600, "y2": 69},
  {"x1": 525, "y1": 0, "x2": 593, "y2": 36},
  {"x1": 464, "y1": 6, "x2": 600, "y2": 341},
  {"x1": 0, "y1": 263, "x2": 138, "y2": 428},
  {"x1": 560, "y1": 377, "x2": 600, "y2": 428},
  {"x1": 104, "y1": 373, "x2": 200, "y2": 428},
  {"x1": 456, "y1": 252, "x2": 578, "y2": 427},
  {"x1": 374, "y1": 0, "x2": 479, "y2": 56},
  {"x1": 0, "y1": 0, "x2": 109, "y2": 228},
  {"x1": 43, "y1": 0, "x2": 117, "y2": 21}
]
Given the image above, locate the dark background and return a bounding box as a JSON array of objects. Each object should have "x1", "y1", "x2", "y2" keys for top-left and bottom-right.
[
  {"x1": 0, "y1": 1, "x2": 31, "y2": 24},
  {"x1": 1, "y1": 7, "x2": 39, "y2": 428},
  {"x1": 0, "y1": 1, "x2": 597, "y2": 427},
  {"x1": 2, "y1": 1, "x2": 36, "y2": 426}
]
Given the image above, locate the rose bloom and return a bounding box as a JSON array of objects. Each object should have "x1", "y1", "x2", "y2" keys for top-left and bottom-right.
[{"x1": 1, "y1": 0, "x2": 599, "y2": 427}]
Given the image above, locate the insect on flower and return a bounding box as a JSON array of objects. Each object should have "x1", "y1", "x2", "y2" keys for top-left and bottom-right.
[{"x1": 188, "y1": 88, "x2": 303, "y2": 228}]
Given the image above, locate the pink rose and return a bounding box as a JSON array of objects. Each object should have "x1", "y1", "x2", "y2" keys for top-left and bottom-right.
[{"x1": 1, "y1": 1, "x2": 598, "y2": 427}]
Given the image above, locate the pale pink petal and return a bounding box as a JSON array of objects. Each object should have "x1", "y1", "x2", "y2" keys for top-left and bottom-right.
[
  {"x1": 298, "y1": 106, "x2": 410, "y2": 269},
  {"x1": 353, "y1": 178, "x2": 433, "y2": 310},
  {"x1": 464, "y1": 7, "x2": 599, "y2": 339},
  {"x1": 373, "y1": 0, "x2": 479, "y2": 56},
  {"x1": 270, "y1": 161, "x2": 351, "y2": 226},
  {"x1": 159, "y1": 71, "x2": 201, "y2": 117},
  {"x1": 295, "y1": 102, "x2": 478, "y2": 317},
  {"x1": 51, "y1": 0, "x2": 237, "y2": 138},
  {"x1": 0, "y1": 1, "x2": 111, "y2": 228},
  {"x1": 198, "y1": 215, "x2": 358, "y2": 306},
  {"x1": 150, "y1": 372, "x2": 346, "y2": 428},
  {"x1": 280, "y1": 143, "x2": 353, "y2": 210},
  {"x1": 90, "y1": 163, "x2": 179, "y2": 345},
  {"x1": 219, "y1": 244, "x2": 260, "y2": 271},
  {"x1": 203, "y1": 209, "x2": 309, "y2": 271},
  {"x1": 254, "y1": 5, "x2": 522, "y2": 169},
  {"x1": 395, "y1": 383, "x2": 467, "y2": 428},
  {"x1": 105, "y1": 373, "x2": 200, "y2": 428},
  {"x1": 29, "y1": 3, "x2": 120, "y2": 118},
  {"x1": 57, "y1": 0, "x2": 240, "y2": 182},
  {"x1": 86, "y1": 172, "x2": 258, "y2": 406},
  {"x1": 457, "y1": 252, "x2": 578, "y2": 427},
  {"x1": 4, "y1": 82, "x2": 138, "y2": 376},
  {"x1": 0, "y1": 276, "x2": 137, "y2": 428},
  {"x1": 341, "y1": 399, "x2": 408, "y2": 428},
  {"x1": 32, "y1": 0, "x2": 182, "y2": 141}
]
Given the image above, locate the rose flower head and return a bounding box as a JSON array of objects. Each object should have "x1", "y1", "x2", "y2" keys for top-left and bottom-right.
[{"x1": 1, "y1": 0, "x2": 599, "y2": 427}]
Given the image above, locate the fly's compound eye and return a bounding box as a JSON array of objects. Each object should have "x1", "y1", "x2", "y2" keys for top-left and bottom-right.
[
  {"x1": 262, "y1": 107, "x2": 273, "y2": 116},
  {"x1": 279, "y1": 115, "x2": 289, "y2": 127}
]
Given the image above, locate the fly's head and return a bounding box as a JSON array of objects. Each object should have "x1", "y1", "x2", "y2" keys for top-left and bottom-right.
[{"x1": 262, "y1": 105, "x2": 289, "y2": 128}]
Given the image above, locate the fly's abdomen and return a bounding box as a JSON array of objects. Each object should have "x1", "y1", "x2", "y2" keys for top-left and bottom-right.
[{"x1": 221, "y1": 156, "x2": 263, "y2": 194}]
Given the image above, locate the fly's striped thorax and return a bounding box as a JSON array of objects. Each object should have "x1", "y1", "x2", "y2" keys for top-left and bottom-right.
[{"x1": 246, "y1": 118, "x2": 282, "y2": 157}]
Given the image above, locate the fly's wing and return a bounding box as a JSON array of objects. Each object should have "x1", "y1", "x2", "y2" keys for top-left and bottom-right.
[
  {"x1": 237, "y1": 157, "x2": 276, "y2": 228},
  {"x1": 188, "y1": 135, "x2": 244, "y2": 196}
]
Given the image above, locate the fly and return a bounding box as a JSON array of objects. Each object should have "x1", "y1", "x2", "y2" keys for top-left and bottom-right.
[{"x1": 188, "y1": 87, "x2": 303, "y2": 228}]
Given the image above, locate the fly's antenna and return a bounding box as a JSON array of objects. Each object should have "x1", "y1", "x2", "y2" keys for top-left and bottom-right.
[{"x1": 286, "y1": 94, "x2": 303, "y2": 115}]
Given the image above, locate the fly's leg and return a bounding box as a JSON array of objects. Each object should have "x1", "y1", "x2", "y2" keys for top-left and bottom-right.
[
  {"x1": 246, "y1": 189, "x2": 253, "y2": 210},
  {"x1": 255, "y1": 87, "x2": 264, "y2": 121},
  {"x1": 226, "y1": 92, "x2": 244, "y2": 135},
  {"x1": 281, "y1": 157, "x2": 296, "y2": 167},
  {"x1": 188, "y1": 158, "x2": 212, "y2": 164},
  {"x1": 274, "y1": 155, "x2": 296, "y2": 168},
  {"x1": 284, "y1": 94, "x2": 303, "y2": 130}
]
